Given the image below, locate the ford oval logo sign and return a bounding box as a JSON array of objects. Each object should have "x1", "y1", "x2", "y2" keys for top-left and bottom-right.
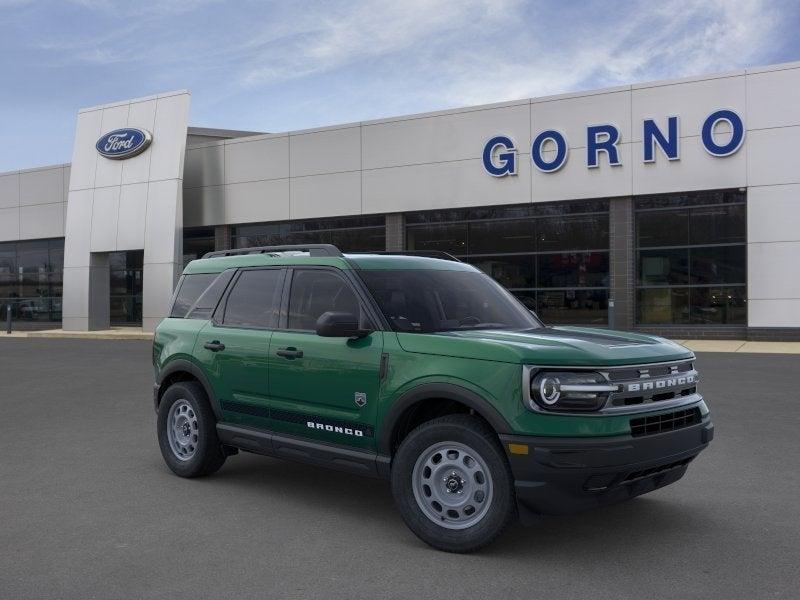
[{"x1": 95, "y1": 128, "x2": 152, "y2": 160}]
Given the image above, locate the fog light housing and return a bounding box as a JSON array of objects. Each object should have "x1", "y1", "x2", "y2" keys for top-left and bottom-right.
[{"x1": 529, "y1": 371, "x2": 617, "y2": 412}]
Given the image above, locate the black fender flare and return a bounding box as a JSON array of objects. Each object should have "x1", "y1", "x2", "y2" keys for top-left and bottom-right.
[
  {"x1": 156, "y1": 359, "x2": 222, "y2": 420},
  {"x1": 378, "y1": 383, "x2": 512, "y2": 455}
]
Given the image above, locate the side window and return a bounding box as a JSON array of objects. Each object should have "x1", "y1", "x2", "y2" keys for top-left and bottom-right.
[
  {"x1": 186, "y1": 269, "x2": 235, "y2": 320},
  {"x1": 171, "y1": 273, "x2": 217, "y2": 318},
  {"x1": 222, "y1": 269, "x2": 283, "y2": 328},
  {"x1": 287, "y1": 270, "x2": 363, "y2": 331}
]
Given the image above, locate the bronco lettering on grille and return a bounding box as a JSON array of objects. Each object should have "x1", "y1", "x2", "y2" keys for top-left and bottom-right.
[{"x1": 627, "y1": 374, "x2": 695, "y2": 393}]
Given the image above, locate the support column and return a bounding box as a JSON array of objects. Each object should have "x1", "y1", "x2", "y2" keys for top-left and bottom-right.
[
  {"x1": 214, "y1": 225, "x2": 231, "y2": 251},
  {"x1": 385, "y1": 213, "x2": 405, "y2": 251},
  {"x1": 87, "y1": 253, "x2": 111, "y2": 330},
  {"x1": 609, "y1": 197, "x2": 634, "y2": 331}
]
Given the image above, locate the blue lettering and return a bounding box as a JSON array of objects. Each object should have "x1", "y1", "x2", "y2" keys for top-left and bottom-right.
[
  {"x1": 702, "y1": 109, "x2": 745, "y2": 157},
  {"x1": 482, "y1": 136, "x2": 517, "y2": 177},
  {"x1": 643, "y1": 116, "x2": 679, "y2": 162},
  {"x1": 531, "y1": 130, "x2": 568, "y2": 173},
  {"x1": 587, "y1": 124, "x2": 621, "y2": 168}
]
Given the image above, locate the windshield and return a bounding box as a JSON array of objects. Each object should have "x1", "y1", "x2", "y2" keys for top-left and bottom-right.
[{"x1": 358, "y1": 269, "x2": 542, "y2": 333}]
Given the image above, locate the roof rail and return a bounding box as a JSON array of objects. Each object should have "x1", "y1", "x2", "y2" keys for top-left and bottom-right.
[
  {"x1": 202, "y1": 244, "x2": 344, "y2": 259},
  {"x1": 349, "y1": 250, "x2": 462, "y2": 262}
]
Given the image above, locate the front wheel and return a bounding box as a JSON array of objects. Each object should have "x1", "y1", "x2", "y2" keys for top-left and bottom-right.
[
  {"x1": 391, "y1": 414, "x2": 517, "y2": 552},
  {"x1": 157, "y1": 381, "x2": 226, "y2": 478}
]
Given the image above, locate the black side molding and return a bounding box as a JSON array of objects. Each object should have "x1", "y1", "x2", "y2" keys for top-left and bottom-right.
[{"x1": 216, "y1": 423, "x2": 386, "y2": 479}]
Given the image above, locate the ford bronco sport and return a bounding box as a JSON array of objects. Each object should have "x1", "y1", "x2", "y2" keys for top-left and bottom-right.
[{"x1": 153, "y1": 244, "x2": 713, "y2": 552}]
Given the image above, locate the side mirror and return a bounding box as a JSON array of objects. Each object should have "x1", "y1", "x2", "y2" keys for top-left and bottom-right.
[{"x1": 315, "y1": 311, "x2": 372, "y2": 338}]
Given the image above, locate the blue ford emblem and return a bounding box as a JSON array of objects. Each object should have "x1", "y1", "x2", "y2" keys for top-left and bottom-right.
[{"x1": 96, "y1": 128, "x2": 152, "y2": 160}]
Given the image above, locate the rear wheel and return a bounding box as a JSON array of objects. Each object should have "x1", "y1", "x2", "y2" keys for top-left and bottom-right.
[
  {"x1": 157, "y1": 381, "x2": 225, "y2": 478},
  {"x1": 391, "y1": 414, "x2": 517, "y2": 552}
]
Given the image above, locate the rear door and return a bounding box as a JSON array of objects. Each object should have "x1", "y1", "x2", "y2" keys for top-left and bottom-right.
[
  {"x1": 196, "y1": 267, "x2": 285, "y2": 429},
  {"x1": 267, "y1": 267, "x2": 384, "y2": 450}
]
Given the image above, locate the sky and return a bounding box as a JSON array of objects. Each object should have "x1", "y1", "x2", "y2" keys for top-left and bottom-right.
[{"x1": 0, "y1": 0, "x2": 798, "y2": 172}]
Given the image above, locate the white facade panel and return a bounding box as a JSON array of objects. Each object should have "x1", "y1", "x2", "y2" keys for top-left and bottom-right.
[
  {"x1": 748, "y1": 299, "x2": 800, "y2": 327},
  {"x1": 532, "y1": 144, "x2": 633, "y2": 202},
  {"x1": 632, "y1": 136, "x2": 747, "y2": 195},
  {"x1": 19, "y1": 167, "x2": 63, "y2": 207},
  {"x1": 0, "y1": 173, "x2": 19, "y2": 209},
  {"x1": 533, "y1": 90, "x2": 631, "y2": 147},
  {"x1": 116, "y1": 183, "x2": 148, "y2": 250},
  {"x1": 69, "y1": 109, "x2": 103, "y2": 191},
  {"x1": 19, "y1": 202, "x2": 64, "y2": 240},
  {"x1": 142, "y1": 261, "x2": 179, "y2": 326},
  {"x1": 121, "y1": 100, "x2": 157, "y2": 185},
  {"x1": 93, "y1": 104, "x2": 128, "y2": 189},
  {"x1": 143, "y1": 179, "x2": 181, "y2": 265},
  {"x1": 0, "y1": 207, "x2": 19, "y2": 239},
  {"x1": 61, "y1": 267, "x2": 90, "y2": 319},
  {"x1": 225, "y1": 178, "x2": 290, "y2": 225},
  {"x1": 747, "y1": 184, "x2": 800, "y2": 243},
  {"x1": 225, "y1": 136, "x2": 288, "y2": 184},
  {"x1": 363, "y1": 158, "x2": 531, "y2": 215},
  {"x1": 290, "y1": 171, "x2": 361, "y2": 220},
  {"x1": 290, "y1": 126, "x2": 360, "y2": 177},
  {"x1": 746, "y1": 126, "x2": 800, "y2": 187},
  {"x1": 746, "y1": 68, "x2": 800, "y2": 130},
  {"x1": 148, "y1": 94, "x2": 190, "y2": 182},
  {"x1": 63, "y1": 189, "x2": 93, "y2": 268},
  {"x1": 89, "y1": 187, "x2": 120, "y2": 252},
  {"x1": 748, "y1": 242, "x2": 800, "y2": 300},
  {"x1": 630, "y1": 75, "x2": 746, "y2": 142},
  {"x1": 362, "y1": 103, "x2": 530, "y2": 169}
]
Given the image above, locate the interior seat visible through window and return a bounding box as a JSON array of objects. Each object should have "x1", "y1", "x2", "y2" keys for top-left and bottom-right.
[{"x1": 287, "y1": 270, "x2": 363, "y2": 331}]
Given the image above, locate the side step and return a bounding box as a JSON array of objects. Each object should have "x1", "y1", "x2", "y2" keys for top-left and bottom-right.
[{"x1": 216, "y1": 423, "x2": 389, "y2": 479}]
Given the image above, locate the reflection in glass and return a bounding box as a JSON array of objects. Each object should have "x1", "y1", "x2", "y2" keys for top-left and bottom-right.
[{"x1": 405, "y1": 201, "x2": 611, "y2": 325}]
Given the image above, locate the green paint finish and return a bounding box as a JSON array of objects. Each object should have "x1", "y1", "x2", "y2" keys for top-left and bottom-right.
[{"x1": 155, "y1": 252, "x2": 711, "y2": 456}]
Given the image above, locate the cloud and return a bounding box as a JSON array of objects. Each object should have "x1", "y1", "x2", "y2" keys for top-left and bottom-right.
[{"x1": 0, "y1": 0, "x2": 795, "y2": 171}]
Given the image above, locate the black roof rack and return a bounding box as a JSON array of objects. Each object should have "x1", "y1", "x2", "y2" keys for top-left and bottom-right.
[
  {"x1": 349, "y1": 250, "x2": 462, "y2": 262},
  {"x1": 202, "y1": 244, "x2": 344, "y2": 259}
]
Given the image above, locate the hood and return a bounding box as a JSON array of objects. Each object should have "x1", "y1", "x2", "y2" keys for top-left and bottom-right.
[{"x1": 395, "y1": 326, "x2": 692, "y2": 366}]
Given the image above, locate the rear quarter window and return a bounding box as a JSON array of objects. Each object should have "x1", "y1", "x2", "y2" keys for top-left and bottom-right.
[{"x1": 170, "y1": 273, "x2": 219, "y2": 318}]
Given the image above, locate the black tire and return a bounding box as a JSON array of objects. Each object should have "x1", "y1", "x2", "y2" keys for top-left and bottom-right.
[
  {"x1": 157, "y1": 381, "x2": 226, "y2": 478},
  {"x1": 391, "y1": 414, "x2": 517, "y2": 553}
]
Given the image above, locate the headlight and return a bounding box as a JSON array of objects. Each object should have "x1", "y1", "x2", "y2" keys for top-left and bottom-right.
[{"x1": 528, "y1": 371, "x2": 618, "y2": 412}]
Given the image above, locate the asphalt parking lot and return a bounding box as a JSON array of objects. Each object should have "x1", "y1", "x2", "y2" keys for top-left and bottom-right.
[{"x1": 0, "y1": 338, "x2": 798, "y2": 599}]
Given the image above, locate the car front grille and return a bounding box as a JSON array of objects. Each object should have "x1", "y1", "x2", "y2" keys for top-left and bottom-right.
[
  {"x1": 607, "y1": 360, "x2": 698, "y2": 408},
  {"x1": 629, "y1": 407, "x2": 702, "y2": 437}
]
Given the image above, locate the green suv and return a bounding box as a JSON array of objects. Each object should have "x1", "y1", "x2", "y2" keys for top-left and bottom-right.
[{"x1": 153, "y1": 244, "x2": 713, "y2": 552}]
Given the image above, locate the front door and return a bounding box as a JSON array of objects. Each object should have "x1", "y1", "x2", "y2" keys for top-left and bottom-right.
[
  {"x1": 196, "y1": 267, "x2": 285, "y2": 429},
  {"x1": 267, "y1": 267, "x2": 383, "y2": 451}
]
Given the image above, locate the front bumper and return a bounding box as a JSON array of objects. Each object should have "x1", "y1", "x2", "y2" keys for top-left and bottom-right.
[{"x1": 500, "y1": 416, "x2": 713, "y2": 517}]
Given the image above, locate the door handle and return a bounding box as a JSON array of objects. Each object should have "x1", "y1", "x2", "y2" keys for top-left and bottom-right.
[
  {"x1": 276, "y1": 347, "x2": 303, "y2": 359},
  {"x1": 204, "y1": 340, "x2": 226, "y2": 352}
]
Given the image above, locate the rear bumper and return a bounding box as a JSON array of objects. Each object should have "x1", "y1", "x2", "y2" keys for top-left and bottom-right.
[{"x1": 500, "y1": 417, "x2": 713, "y2": 517}]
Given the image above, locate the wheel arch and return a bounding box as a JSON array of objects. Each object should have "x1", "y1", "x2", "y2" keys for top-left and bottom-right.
[
  {"x1": 379, "y1": 383, "x2": 512, "y2": 456},
  {"x1": 156, "y1": 359, "x2": 221, "y2": 420}
]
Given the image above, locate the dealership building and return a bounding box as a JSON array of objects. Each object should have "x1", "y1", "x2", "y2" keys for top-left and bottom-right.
[{"x1": 1, "y1": 60, "x2": 799, "y2": 338}]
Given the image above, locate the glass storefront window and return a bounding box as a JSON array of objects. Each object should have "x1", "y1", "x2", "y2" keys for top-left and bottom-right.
[
  {"x1": 232, "y1": 215, "x2": 385, "y2": 252},
  {"x1": 406, "y1": 200, "x2": 610, "y2": 325},
  {"x1": 635, "y1": 190, "x2": 746, "y2": 326},
  {"x1": 0, "y1": 238, "x2": 64, "y2": 325},
  {"x1": 110, "y1": 250, "x2": 143, "y2": 325},
  {"x1": 183, "y1": 227, "x2": 215, "y2": 265}
]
